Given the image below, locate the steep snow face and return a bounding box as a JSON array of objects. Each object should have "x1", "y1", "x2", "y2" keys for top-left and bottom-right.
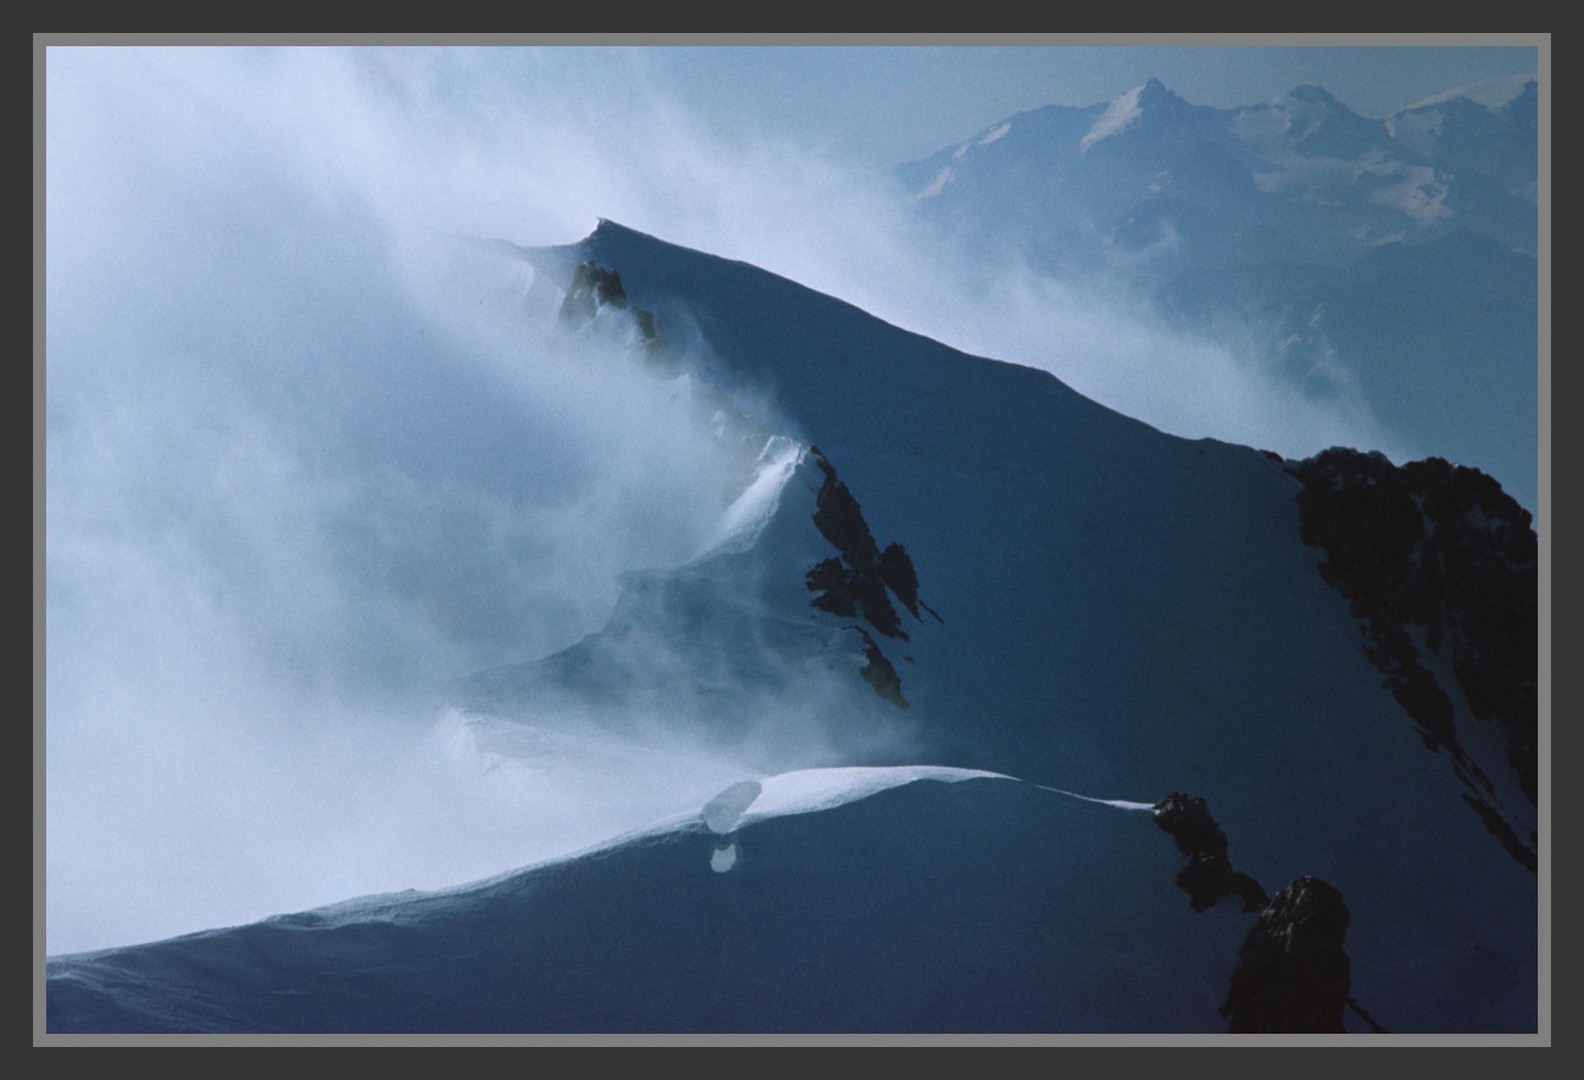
[
  {"x1": 729, "y1": 765, "x2": 1002, "y2": 828},
  {"x1": 978, "y1": 122, "x2": 1012, "y2": 146},
  {"x1": 46, "y1": 223, "x2": 1538, "y2": 1035},
  {"x1": 439, "y1": 223, "x2": 1537, "y2": 1034},
  {"x1": 39, "y1": 769, "x2": 1260, "y2": 1033},
  {"x1": 1079, "y1": 84, "x2": 1146, "y2": 153},
  {"x1": 44, "y1": 761, "x2": 1532, "y2": 1034},
  {"x1": 452, "y1": 444, "x2": 933, "y2": 778},
  {"x1": 700, "y1": 435, "x2": 804, "y2": 557}
]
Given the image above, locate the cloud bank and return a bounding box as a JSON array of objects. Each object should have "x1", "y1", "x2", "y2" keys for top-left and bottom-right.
[{"x1": 44, "y1": 46, "x2": 1406, "y2": 954}]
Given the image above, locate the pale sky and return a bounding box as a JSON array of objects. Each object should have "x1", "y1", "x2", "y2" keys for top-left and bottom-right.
[{"x1": 630, "y1": 41, "x2": 1543, "y2": 167}]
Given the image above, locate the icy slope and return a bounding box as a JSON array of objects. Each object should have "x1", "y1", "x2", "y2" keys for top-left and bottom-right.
[
  {"x1": 44, "y1": 768, "x2": 1262, "y2": 1034},
  {"x1": 445, "y1": 222, "x2": 1537, "y2": 1032},
  {"x1": 46, "y1": 221, "x2": 1538, "y2": 1034}
]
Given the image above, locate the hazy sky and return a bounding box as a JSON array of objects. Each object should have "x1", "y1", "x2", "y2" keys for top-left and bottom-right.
[
  {"x1": 40, "y1": 39, "x2": 1543, "y2": 956},
  {"x1": 629, "y1": 41, "x2": 1542, "y2": 166}
]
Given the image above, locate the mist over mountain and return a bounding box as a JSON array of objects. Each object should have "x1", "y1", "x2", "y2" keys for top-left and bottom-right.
[
  {"x1": 43, "y1": 50, "x2": 1542, "y2": 1037},
  {"x1": 47, "y1": 221, "x2": 1539, "y2": 1035},
  {"x1": 897, "y1": 76, "x2": 1541, "y2": 514}
]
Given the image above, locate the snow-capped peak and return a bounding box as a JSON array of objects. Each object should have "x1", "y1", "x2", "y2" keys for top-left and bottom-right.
[
  {"x1": 1079, "y1": 83, "x2": 1147, "y2": 153},
  {"x1": 1398, "y1": 73, "x2": 1538, "y2": 115},
  {"x1": 1285, "y1": 83, "x2": 1345, "y2": 109}
]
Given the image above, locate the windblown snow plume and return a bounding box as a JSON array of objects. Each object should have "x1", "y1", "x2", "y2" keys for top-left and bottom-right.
[{"x1": 46, "y1": 45, "x2": 1430, "y2": 956}]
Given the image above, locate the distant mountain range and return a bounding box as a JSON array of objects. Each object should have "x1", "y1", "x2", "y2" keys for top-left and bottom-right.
[
  {"x1": 897, "y1": 77, "x2": 1541, "y2": 515},
  {"x1": 48, "y1": 221, "x2": 1539, "y2": 1034}
]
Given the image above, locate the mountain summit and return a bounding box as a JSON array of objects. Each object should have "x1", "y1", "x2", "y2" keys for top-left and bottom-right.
[
  {"x1": 897, "y1": 78, "x2": 1540, "y2": 515},
  {"x1": 47, "y1": 221, "x2": 1540, "y2": 1035}
]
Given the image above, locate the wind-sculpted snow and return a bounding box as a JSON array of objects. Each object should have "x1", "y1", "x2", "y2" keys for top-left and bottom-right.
[
  {"x1": 44, "y1": 211, "x2": 1540, "y2": 1036},
  {"x1": 44, "y1": 50, "x2": 1541, "y2": 1038},
  {"x1": 432, "y1": 221, "x2": 1538, "y2": 1034},
  {"x1": 1078, "y1": 82, "x2": 1146, "y2": 153},
  {"x1": 702, "y1": 779, "x2": 763, "y2": 833},
  {"x1": 44, "y1": 767, "x2": 1250, "y2": 1033},
  {"x1": 47, "y1": 761, "x2": 1527, "y2": 1033},
  {"x1": 726, "y1": 765, "x2": 1001, "y2": 828},
  {"x1": 448, "y1": 248, "x2": 934, "y2": 757}
]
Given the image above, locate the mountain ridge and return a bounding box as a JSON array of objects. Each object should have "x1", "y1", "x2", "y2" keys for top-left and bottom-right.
[
  {"x1": 46, "y1": 220, "x2": 1539, "y2": 1034},
  {"x1": 894, "y1": 76, "x2": 1540, "y2": 514}
]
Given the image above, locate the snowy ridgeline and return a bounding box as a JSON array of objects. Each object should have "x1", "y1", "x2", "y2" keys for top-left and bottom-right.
[
  {"x1": 897, "y1": 76, "x2": 1540, "y2": 516},
  {"x1": 45, "y1": 765, "x2": 1529, "y2": 1034},
  {"x1": 45, "y1": 767, "x2": 1385, "y2": 1034},
  {"x1": 46, "y1": 221, "x2": 1539, "y2": 1036}
]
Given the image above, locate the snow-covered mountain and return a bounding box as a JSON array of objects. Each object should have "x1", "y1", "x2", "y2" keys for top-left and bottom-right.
[
  {"x1": 46, "y1": 221, "x2": 1540, "y2": 1035},
  {"x1": 896, "y1": 77, "x2": 1542, "y2": 516},
  {"x1": 40, "y1": 769, "x2": 1265, "y2": 1034}
]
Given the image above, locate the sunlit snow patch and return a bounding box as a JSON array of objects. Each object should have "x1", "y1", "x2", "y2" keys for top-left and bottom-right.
[
  {"x1": 1033, "y1": 786, "x2": 1156, "y2": 812},
  {"x1": 701, "y1": 780, "x2": 762, "y2": 873},
  {"x1": 702, "y1": 780, "x2": 763, "y2": 834},
  {"x1": 1080, "y1": 84, "x2": 1145, "y2": 154},
  {"x1": 917, "y1": 166, "x2": 953, "y2": 200},
  {"x1": 1399, "y1": 72, "x2": 1537, "y2": 113},
  {"x1": 733, "y1": 765, "x2": 1002, "y2": 828},
  {"x1": 1369, "y1": 164, "x2": 1452, "y2": 226},
  {"x1": 979, "y1": 122, "x2": 1011, "y2": 146},
  {"x1": 710, "y1": 842, "x2": 739, "y2": 873},
  {"x1": 699, "y1": 437, "x2": 804, "y2": 557},
  {"x1": 702, "y1": 766, "x2": 1156, "y2": 836}
]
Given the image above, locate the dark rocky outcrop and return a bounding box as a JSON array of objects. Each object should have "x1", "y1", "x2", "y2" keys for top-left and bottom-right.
[
  {"x1": 557, "y1": 261, "x2": 678, "y2": 376},
  {"x1": 806, "y1": 557, "x2": 856, "y2": 618},
  {"x1": 877, "y1": 542, "x2": 922, "y2": 621},
  {"x1": 1289, "y1": 449, "x2": 1537, "y2": 871},
  {"x1": 559, "y1": 261, "x2": 628, "y2": 329},
  {"x1": 805, "y1": 448, "x2": 924, "y2": 643},
  {"x1": 1220, "y1": 876, "x2": 1353, "y2": 1033},
  {"x1": 855, "y1": 627, "x2": 909, "y2": 709},
  {"x1": 804, "y1": 447, "x2": 929, "y2": 707},
  {"x1": 629, "y1": 305, "x2": 677, "y2": 376},
  {"x1": 1152, "y1": 797, "x2": 1389, "y2": 1031},
  {"x1": 1151, "y1": 793, "x2": 1268, "y2": 913}
]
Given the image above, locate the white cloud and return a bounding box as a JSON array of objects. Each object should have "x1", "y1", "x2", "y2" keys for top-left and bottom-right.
[{"x1": 44, "y1": 45, "x2": 1409, "y2": 954}]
